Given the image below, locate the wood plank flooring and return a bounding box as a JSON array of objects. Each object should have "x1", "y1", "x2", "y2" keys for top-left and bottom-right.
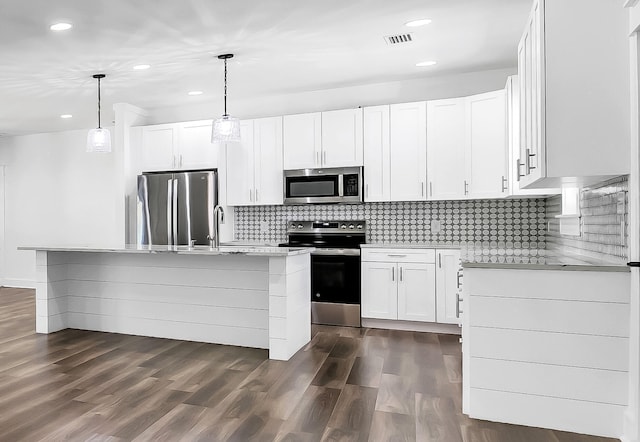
[{"x1": 0, "y1": 287, "x2": 619, "y2": 442}]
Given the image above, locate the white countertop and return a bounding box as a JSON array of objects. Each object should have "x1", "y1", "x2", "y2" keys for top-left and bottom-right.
[
  {"x1": 19, "y1": 244, "x2": 313, "y2": 257},
  {"x1": 361, "y1": 243, "x2": 462, "y2": 250}
]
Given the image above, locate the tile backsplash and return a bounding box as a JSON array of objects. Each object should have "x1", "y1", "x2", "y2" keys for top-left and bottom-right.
[
  {"x1": 234, "y1": 199, "x2": 547, "y2": 246},
  {"x1": 546, "y1": 176, "x2": 628, "y2": 261}
]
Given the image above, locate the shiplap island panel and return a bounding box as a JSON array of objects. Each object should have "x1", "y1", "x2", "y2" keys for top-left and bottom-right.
[{"x1": 24, "y1": 245, "x2": 312, "y2": 361}]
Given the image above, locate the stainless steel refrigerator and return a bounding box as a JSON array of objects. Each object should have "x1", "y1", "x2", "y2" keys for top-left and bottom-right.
[{"x1": 137, "y1": 170, "x2": 218, "y2": 246}]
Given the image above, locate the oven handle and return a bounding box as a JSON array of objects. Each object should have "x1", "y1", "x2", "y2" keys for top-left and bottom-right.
[{"x1": 311, "y1": 248, "x2": 361, "y2": 256}]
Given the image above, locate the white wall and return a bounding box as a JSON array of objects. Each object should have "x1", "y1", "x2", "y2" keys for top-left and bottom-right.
[
  {"x1": 146, "y1": 67, "x2": 516, "y2": 125},
  {"x1": 0, "y1": 128, "x2": 121, "y2": 287}
]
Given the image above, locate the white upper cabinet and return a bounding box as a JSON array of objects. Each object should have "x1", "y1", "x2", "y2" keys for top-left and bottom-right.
[
  {"x1": 138, "y1": 120, "x2": 219, "y2": 172},
  {"x1": 226, "y1": 117, "x2": 284, "y2": 206},
  {"x1": 283, "y1": 112, "x2": 321, "y2": 169},
  {"x1": 321, "y1": 108, "x2": 363, "y2": 167},
  {"x1": 389, "y1": 102, "x2": 427, "y2": 201},
  {"x1": 505, "y1": 76, "x2": 559, "y2": 197},
  {"x1": 139, "y1": 124, "x2": 178, "y2": 171},
  {"x1": 517, "y1": 0, "x2": 629, "y2": 188},
  {"x1": 465, "y1": 90, "x2": 508, "y2": 199},
  {"x1": 179, "y1": 120, "x2": 219, "y2": 170},
  {"x1": 363, "y1": 105, "x2": 391, "y2": 202},
  {"x1": 426, "y1": 98, "x2": 466, "y2": 200},
  {"x1": 283, "y1": 109, "x2": 363, "y2": 169}
]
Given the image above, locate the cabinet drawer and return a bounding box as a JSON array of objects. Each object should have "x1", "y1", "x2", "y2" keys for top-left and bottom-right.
[{"x1": 362, "y1": 248, "x2": 435, "y2": 264}]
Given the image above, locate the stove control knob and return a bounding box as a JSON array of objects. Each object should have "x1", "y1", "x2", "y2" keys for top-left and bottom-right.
[
  {"x1": 297, "y1": 224, "x2": 304, "y2": 229},
  {"x1": 348, "y1": 224, "x2": 355, "y2": 229},
  {"x1": 356, "y1": 224, "x2": 363, "y2": 229},
  {"x1": 340, "y1": 224, "x2": 347, "y2": 229},
  {"x1": 290, "y1": 223, "x2": 296, "y2": 229}
]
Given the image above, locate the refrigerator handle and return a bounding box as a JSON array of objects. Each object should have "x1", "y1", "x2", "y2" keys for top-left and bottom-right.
[
  {"x1": 166, "y1": 179, "x2": 173, "y2": 245},
  {"x1": 172, "y1": 179, "x2": 178, "y2": 245}
]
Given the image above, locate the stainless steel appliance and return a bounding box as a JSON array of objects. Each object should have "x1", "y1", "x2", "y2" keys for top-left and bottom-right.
[
  {"x1": 137, "y1": 169, "x2": 218, "y2": 246},
  {"x1": 280, "y1": 220, "x2": 366, "y2": 327},
  {"x1": 283, "y1": 167, "x2": 363, "y2": 204}
]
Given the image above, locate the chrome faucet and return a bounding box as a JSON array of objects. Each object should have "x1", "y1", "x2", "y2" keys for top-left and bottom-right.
[{"x1": 210, "y1": 205, "x2": 225, "y2": 247}]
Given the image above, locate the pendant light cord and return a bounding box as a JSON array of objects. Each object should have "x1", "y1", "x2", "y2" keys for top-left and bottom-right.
[
  {"x1": 97, "y1": 76, "x2": 102, "y2": 129},
  {"x1": 223, "y1": 58, "x2": 228, "y2": 116}
]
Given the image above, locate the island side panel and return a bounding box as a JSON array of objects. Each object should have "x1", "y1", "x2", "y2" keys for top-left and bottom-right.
[
  {"x1": 35, "y1": 250, "x2": 69, "y2": 333},
  {"x1": 63, "y1": 252, "x2": 270, "y2": 348},
  {"x1": 463, "y1": 267, "x2": 630, "y2": 438},
  {"x1": 268, "y1": 253, "x2": 311, "y2": 361}
]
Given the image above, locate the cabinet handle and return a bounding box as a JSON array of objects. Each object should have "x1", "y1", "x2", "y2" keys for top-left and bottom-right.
[
  {"x1": 526, "y1": 148, "x2": 536, "y2": 171},
  {"x1": 517, "y1": 159, "x2": 525, "y2": 180},
  {"x1": 399, "y1": 267, "x2": 403, "y2": 282},
  {"x1": 179, "y1": 154, "x2": 183, "y2": 167},
  {"x1": 387, "y1": 254, "x2": 406, "y2": 257},
  {"x1": 172, "y1": 155, "x2": 176, "y2": 168},
  {"x1": 438, "y1": 253, "x2": 441, "y2": 268},
  {"x1": 323, "y1": 151, "x2": 327, "y2": 165},
  {"x1": 429, "y1": 182, "x2": 433, "y2": 197},
  {"x1": 456, "y1": 270, "x2": 463, "y2": 289},
  {"x1": 391, "y1": 267, "x2": 395, "y2": 281},
  {"x1": 456, "y1": 293, "x2": 463, "y2": 318},
  {"x1": 249, "y1": 189, "x2": 253, "y2": 202},
  {"x1": 316, "y1": 152, "x2": 320, "y2": 166},
  {"x1": 464, "y1": 180, "x2": 469, "y2": 195},
  {"x1": 255, "y1": 188, "x2": 259, "y2": 202},
  {"x1": 421, "y1": 182, "x2": 425, "y2": 197},
  {"x1": 501, "y1": 176, "x2": 508, "y2": 193},
  {"x1": 365, "y1": 184, "x2": 369, "y2": 199}
]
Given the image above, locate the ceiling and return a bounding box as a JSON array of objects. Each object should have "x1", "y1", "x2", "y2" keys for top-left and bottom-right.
[{"x1": 0, "y1": 0, "x2": 531, "y2": 136}]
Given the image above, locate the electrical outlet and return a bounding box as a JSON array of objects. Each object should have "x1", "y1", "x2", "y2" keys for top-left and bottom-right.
[
  {"x1": 260, "y1": 220, "x2": 269, "y2": 233},
  {"x1": 431, "y1": 220, "x2": 441, "y2": 233}
]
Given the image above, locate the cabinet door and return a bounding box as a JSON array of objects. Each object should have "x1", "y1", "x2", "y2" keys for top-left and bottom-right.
[
  {"x1": 436, "y1": 249, "x2": 461, "y2": 324},
  {"x1": 361, "y1": 262, "x2": 397, "y2": 320},
  {"x1": 253, "y1": 117, "x2": 284, "y2": 205},
  {"x1": 397, "y1": 263, "x2": 436, "y2": 322},
  {"x1": 321, "y1": 108, "x2": 363, "y2": 167},
  {"x1": 466, "y1": 90, "x2": 507, "y2": 199},
  {"x1": 179, "y1": 120, "x2": 219, "y2": 170},
  {"x1": 140, "y1": 124, "x2": 177, "y2": 171},
  {"x1": 283, "y1": 112, "x2": 321, "y2": 169},
  {"x1": 363, "y1": 105, "x2": 391, "y2": 202},
  {"x1": 389, "y1": 102, "x2": 427, "y2": 201},
  {"x1": 225, "y1": 120, "x2": 255, "y2": 206},
  {"x1": 426, "y1": 98, "x2": 466, "y2": 200}
]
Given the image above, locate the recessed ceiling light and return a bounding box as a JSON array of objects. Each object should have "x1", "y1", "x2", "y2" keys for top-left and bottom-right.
[
  {"x1": 405, "y1": 19, "x2": 432, "y2": 27},
  {"x1": 133, "y1": 64, "x2": 150, "y2": 70},
  {"x1": 50, "y1": 22, "x2": 73, "y2": 31},
  {"x1": 60, "y1": 114, "x2": 73, "y2": 119},
  {"x1": 416, "y1": 60, "x2": 437, "y2": 67},
  {"x1": 188, "y1": 91, "x2": 203, "y2": 96}
]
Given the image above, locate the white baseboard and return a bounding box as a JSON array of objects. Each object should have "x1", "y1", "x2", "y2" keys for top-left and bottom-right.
[
  {"x1": 362, "y1": 318, "x2": 461, "y2": 335},
  {"x1": 1, "y1": 278, "x2": 36, "y2": 289},
  {"x1": 623, "y1": 406, "x2": 639, "y2": 442}
]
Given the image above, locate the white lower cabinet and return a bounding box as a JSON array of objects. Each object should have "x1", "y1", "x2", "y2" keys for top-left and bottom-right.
[{"x1": 362, "y1": 248, "x2": 458, "y2": 326}]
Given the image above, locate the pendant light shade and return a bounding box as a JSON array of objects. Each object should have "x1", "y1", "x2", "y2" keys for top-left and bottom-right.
[
  {"x1": 87, "y1": 74, "x2": 111, "y2": 153},
  {"x1": 212, "y1": 54, "x2": 241, "y2": 143}
]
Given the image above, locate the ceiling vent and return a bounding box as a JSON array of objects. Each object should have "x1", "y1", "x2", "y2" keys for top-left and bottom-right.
[{"x1": 384, "y1": 33, "x2": 414, "y2": 45}]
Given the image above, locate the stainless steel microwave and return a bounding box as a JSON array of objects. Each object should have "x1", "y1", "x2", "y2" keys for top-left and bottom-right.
[{"x1": 284, "y1": 167, "x2": 363, "y2": 204}]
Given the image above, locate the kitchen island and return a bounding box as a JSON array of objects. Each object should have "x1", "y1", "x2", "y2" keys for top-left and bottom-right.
[
  {"x1": 20, "y1": 245, "x2": 312, "y2": 361},
  {"x1": 460, "y1": 246, "x2": 630, "y2": 438}
]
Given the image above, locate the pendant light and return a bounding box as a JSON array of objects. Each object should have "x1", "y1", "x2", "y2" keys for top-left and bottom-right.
[
  {"x1": 211, "y1": 54, "x2": 241, "y2": 143},
  {"x1": 86, "y1": 73, "x2": 111, "y2": 153}
]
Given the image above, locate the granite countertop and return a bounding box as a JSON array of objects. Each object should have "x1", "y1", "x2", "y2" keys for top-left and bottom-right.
[
  {"x1": 18, "y1": 244, "x2": 313, "y2": 257},
  {"x1": 362, "y1": 242, "x2": 629, "y2": 272}
]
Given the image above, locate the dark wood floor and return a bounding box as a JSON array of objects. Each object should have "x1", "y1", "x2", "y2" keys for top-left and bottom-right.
[{"x1": 0, "y1": 288, "x2": 618, "y2": 442}]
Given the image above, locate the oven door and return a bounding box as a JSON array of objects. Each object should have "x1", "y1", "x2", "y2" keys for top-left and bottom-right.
[
  {"x1": 311, "y1": 250, "x2": 361, "y2": 327},
  {"x1": 284, "y1": 174, "x2": 339, "y2": 204}
]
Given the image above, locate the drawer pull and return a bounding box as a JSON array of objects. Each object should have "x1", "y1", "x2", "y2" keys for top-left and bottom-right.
[
  {"x1": 387, "y1": 254, "x2": 407, "y2": 257},
  {"x1": 456, "y1": 293, "x2": 463, "y2": 318}
]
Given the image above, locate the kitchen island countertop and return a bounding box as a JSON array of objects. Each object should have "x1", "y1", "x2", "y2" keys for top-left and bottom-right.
[{"x1": 19, "y1": 244, "x2": 312, "y2": 257}]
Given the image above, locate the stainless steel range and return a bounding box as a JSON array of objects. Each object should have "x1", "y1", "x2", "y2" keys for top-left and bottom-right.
[{"x1": 280, "y1": 220, "x2": 366, "y2": 327}]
